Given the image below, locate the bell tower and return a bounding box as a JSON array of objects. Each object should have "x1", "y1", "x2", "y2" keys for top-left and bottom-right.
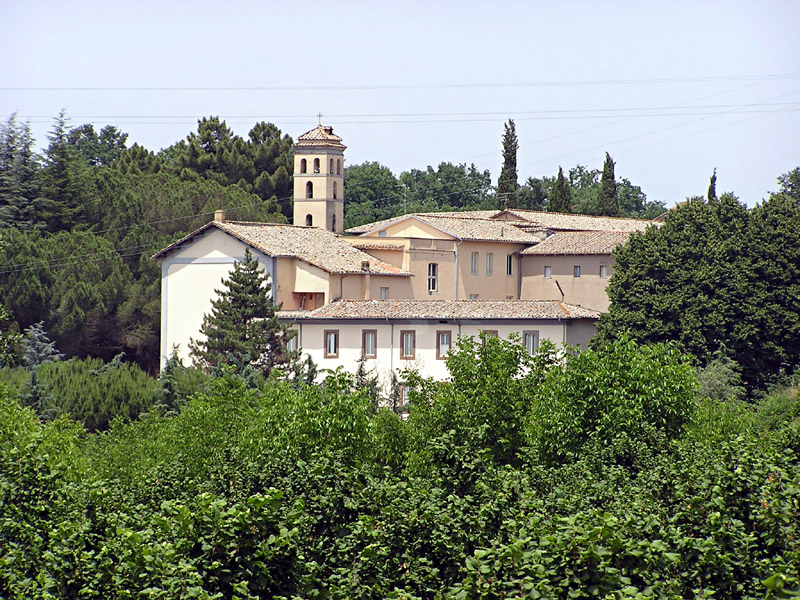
[{"x1": 293, "y1": 124, "x2": 346, "y2": 233}]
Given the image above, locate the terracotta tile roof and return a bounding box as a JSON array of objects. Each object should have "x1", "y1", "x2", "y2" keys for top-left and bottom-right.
[
  {"x1": 294, "y1": 124, "x2": 346, "y2": 149},
  {"x1": 492, "y1": 210, "x2": 655, "y2": 232},
  {"x1": 349, "y1": 241, "x2": 406, "y2": 251},
  {"x1": 152, "y1": 221, "x2": 409, "y2": 276},
  {"x1": 279, "y1": 299, "x2": 599, "y2": 321},
  {"x1": 520, "y1": 231, "x2": 634, "y2": 255},
  {"x1": 347, "y1": 214, "x2": 540, "y2": 243}
]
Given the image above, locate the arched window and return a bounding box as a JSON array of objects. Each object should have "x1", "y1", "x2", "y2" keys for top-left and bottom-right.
[
  {"x1": 306, "y1": 181, "x2": 313, "y2": 198},
  {"x1": 329, "y1": 159, "x2": 334, "y2": 174},
  {"x1": 313, "y1": 158, "x2": 320, "y2": 173},
  {"x1": 300, "y1": 158, "x2": 307, "y2": 173},
  {"x1": 333, "y1": 181, "x2": 338, "y2": 199},
  {"x1": 332, "y1": 213, "x2": 337, "y2": 232},
  {"x1": 306, "y1": 214, "x2": 313, "y2": 227},
  {"x1": 337, "y1": 159, "x2": 342, "y2": 174}
]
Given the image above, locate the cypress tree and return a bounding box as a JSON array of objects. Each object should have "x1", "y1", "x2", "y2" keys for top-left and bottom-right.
[
  {"x1": 497, "y1": 119, "x2": 518, "y2": 209},
  {"x1": 597, "y1": 152, "x2": 619, "y2": 216},
  {"x1": 708, "y1": 168, "x2": 717, "y2": 201},
  {"x1": 548, "y1": 167, "x2": 572, "y2": 213},
  {"x1": 190, "y1": 248, "x2": 294, "y2": 378}
]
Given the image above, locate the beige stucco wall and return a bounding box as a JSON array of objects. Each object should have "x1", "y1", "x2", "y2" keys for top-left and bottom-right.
[
  {"x1": 456, "y1": 241, "x2": 525, "y2": 300},
  {"x1": 371, "y1": 217, "x2": 457, "y2": 241},
  {"x1": 520, "y1": 254, "x2": 614, "y2": 311},
  {"x1": 288, "y1": 319, "x2": 588, "y2": 390},
  {"x1": 160, "y1": 229, "x2": 275, "y2": 368},
  {"x1": 293, "y1": 147, "x2": 345, "y2": 232}
]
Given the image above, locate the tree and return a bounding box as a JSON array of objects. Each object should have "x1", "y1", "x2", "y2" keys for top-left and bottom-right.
[
  {"x1": 548, "y1": 167, "x2": 572, "y2": 213},
  {"x1": 517, "y1": 176, "x2": 549, "y2": 211},
  {"x1": 67, "y1": 123, "x2": 128, "y2": 166},
  {"x1": 22, "y1": 321, "x2": 63, "y2": 368},
  {"x1": 190, "y1": 248, "x2": 294, "y2": 378},
  {"x1": 708, "y1": 168, "x2": 717, "y2": 201},
  {"x1": 597, "y1": 152, "x2": 618, "y2": 216},
  {"x1": 342, "y1": 162, "x2": 401, "y2": 228},
  {"x1": 0, "y1": 113, "x2": 41, "y2": 231},
  {"x1": 0, "y1": 302, "x2": 22, "y2": 368},
  {"x1": 399, "y1": 162, "x2": 493, "y2": 213},
  {"x1": 497, "y1": 119, "x2": 518, "y2": 209}
]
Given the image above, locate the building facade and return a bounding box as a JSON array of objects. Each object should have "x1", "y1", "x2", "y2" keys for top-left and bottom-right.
[{"x1": 154, "y1": 124, "x2": 657, "y2": 385}]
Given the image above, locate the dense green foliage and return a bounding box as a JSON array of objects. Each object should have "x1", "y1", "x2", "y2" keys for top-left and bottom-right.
[
  {"x1": 547, "y1": 166, "x2": 572, "y2": 213},
  {"x1": 190, "y1": 248, "x2": 294, "y2": 378},
  {"x1": 597, "y1": 170, "x2": 800, "y2": 390},
  {"x1": 2, "y1": 337, "x2": 798, "y2": 598}
]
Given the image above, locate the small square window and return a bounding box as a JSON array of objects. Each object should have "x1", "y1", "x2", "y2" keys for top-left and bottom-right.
[
  {"x1": 469, "y1": 294, "x2": 479, "y2": 300},
  {"x1": 380, "y1": 287, "x2": 389, "y2": 300},
  {"x1": 378, "y1": 230, "x2": 387, "y2": 237},
  {"x1": 324, "y1": 330, "x2": 339, "y2": 358},
  {"x1": 436, "y1": 330, "x2": 451, "y2": 360},
  {"x1": 400, "y1": 330, "x2": 416, "y2": 360},
  {"x1": 573, "y1": 265, "x2": 581, "y2": 278},
  {"x1": 544, "y1": 265, "x2": 552, "y2": 279},
  {"x1": 362, "y1": 329, "x2": 377, "y2": 358},
  {"x1": 523, "y1": 330, "x2": 539, "y2": 356},
  {"x1": 599, "y1": 265, "x2": 608, "y2": 278}
]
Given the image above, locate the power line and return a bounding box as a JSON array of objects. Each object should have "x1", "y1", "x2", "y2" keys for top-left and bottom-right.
[{"x1": 2, "y1": 74, "x2": 798, "y2": 92}]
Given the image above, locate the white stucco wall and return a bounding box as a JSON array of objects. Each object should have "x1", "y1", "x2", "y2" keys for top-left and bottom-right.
[
  {"x1": 287, "y1": 319, "x2": 587, "y2": 392},
  {"x1": 159, "y1": 228, "x2": 275, "y2": 368}
]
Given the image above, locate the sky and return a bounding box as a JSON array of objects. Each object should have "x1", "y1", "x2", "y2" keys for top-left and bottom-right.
[{"x1": 2, "y1": 0, "x2": 798, "y2": 208}]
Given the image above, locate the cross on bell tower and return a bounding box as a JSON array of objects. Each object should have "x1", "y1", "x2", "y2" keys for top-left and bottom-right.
[{"x1": 292, "y1": 123, "x2": 346, "y2": 233}]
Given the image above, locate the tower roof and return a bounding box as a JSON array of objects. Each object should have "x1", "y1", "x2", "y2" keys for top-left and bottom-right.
[{"x1": 294, "y1": 124, "x2": 346, "y2": 149}]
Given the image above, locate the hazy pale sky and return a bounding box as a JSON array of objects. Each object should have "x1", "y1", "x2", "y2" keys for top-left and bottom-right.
[{"x1": 2, "y1": 0, "x2": 798, "y2": 208}]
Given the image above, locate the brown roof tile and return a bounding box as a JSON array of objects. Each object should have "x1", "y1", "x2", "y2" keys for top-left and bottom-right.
[
  {"x1": 294, "y1": 124, "x2": 346, "y2": 149},
  {"x1": 520, "y1": 230, "x2": 634, "y2": 255},
  {"x1": 153, "y1": 221, "x2": 409, "y2": 276},
  {"x1": 347, "y1": 213, "x2": 540, "y2": 243},
  {"x1": 279, "y1": 299, "x2": 599, "y2": 321},
  {"x1": 493, "y1": 209, "x2": 656, "y2": 232}
]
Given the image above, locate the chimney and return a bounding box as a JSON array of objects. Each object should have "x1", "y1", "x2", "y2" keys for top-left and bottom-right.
[
  {"x1": 361, "y1": 260, "x2": 370, "y2": 272},
  {"x1": 214, "y1": 209, "x2": 225, "y2": 223}
]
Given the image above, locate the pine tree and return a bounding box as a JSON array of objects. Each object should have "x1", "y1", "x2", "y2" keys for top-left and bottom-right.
[
  {"x1": 548, "y1": 166, "x2": 572, "y2": 213},
  {"x1": 22, "y1": 321, "x2": 63, "y2": 368},
  {"x1": 190, "y1": 248, "x2": 294, "y2": 378},
  {"x1": 597, "y1": 152, "x2": 619, "y2": 216},
  {"x1": 0, "y1": 303, "x2": 22, "y2": 368},
  {"x1": 708, "y1": 168, "x2": 717, "y2": 201},
  {"x1": 497, "y1": 119, "x2": 518, "y2": 209},
  {"x1": 0, "y1": 113, "x2": 41, "y2": 230}
]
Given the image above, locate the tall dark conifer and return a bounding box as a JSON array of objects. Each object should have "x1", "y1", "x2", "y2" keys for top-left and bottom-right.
[
  {"x1": 497, "y1": 119, "x2": 518, "y2": 209},
  {"x1": 708, "y1": 168, "x2": 717, "y2": 201},
  {"x1": 0, "y1": 114, "x2": 41, "y2": 230},
  {"x1": 190, "y1": 248, "x2": 294, "y2": 378},
  {"x1": 597, "y1": 152, "x2": 619, "y2": 216},
  {"x1": 548, "y1": 166, "x2": 572, "y2": 213}
]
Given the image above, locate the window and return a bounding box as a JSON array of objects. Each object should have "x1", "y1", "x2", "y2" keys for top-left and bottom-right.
[
  {"x1": 287, "y1": 335, "x2": 298, "y2": 354},
  {"x1": 324, "y1": 330, "x2": 339, "y2": 358},
  {"x1": 574, "y1": 265, "x2": 581, "y2": 278},
  {"x1": 427, "y1": 263, "x2": 438, "y2": 292},
  {"x1": 378, "y1": 230, "x2": 387, "y2": 237},
  {"x1": 506, "y1": 254, "x2": 513, "y2": 275},
  {"x1": 305, "y1": 214, "x2": 313, "y2": 227},
  {"x1": 482, "y1": 330, "x2": 498, "y2": 340},
  {"x1": 400, "y1": 330, "x2": 415, "y2": 359},
  {"x1": 471, "y1": 252, "x2": 479, "y2": 275},
  {"x1": 337, "y1": 158, "x2": 342, "y2": 174},
  {"x1": 486, "y1": 252, "x2": 493, "y2": 275},
  {"x1": 599, "y1": 265, "x2": 608, "y2": 278},
  {"x1": 469, "y1": 294, "x2": 479, "y2": 300},
  {"x1": 436, "y1": 330, "x2": 451, "y2": 360},
  {"x1": 380, "y1": 287, "x2": 389, "y2": 300},
  {"x1": 329, "y1": 158, "x2": 334, "y2": 174},
  {"x1": 544, "y1": 265, "x2": 552, "y2": 279},
  {"x1": 300, "y1": 158, "x2": 307, "y2": 173},
  {"x1": 362, "y1": 329, "x2": 377, "y2": 358},
  {"x1": 313, "y1": 158, "x2": 320, "y2": 173},
  {"x1": 331, "y1": 213, "x2": 336, "y2": 232},
  {"x1": 306, "y1": 181, "x2": 313, "y2": 199},
  {"x1": 333, "y1": 181, "x2": 338, "y2": 199},
  {"x1": 523, "y1": 330, "x2": 539, "y2": 356},
  {"x1": 506, "y1": 295, "x2": 514, "y2": 300}
]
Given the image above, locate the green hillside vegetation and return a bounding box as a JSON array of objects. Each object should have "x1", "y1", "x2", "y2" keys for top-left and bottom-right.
[{"x1": 2, "y1": 336, "x2": 799, "y2": 598}]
